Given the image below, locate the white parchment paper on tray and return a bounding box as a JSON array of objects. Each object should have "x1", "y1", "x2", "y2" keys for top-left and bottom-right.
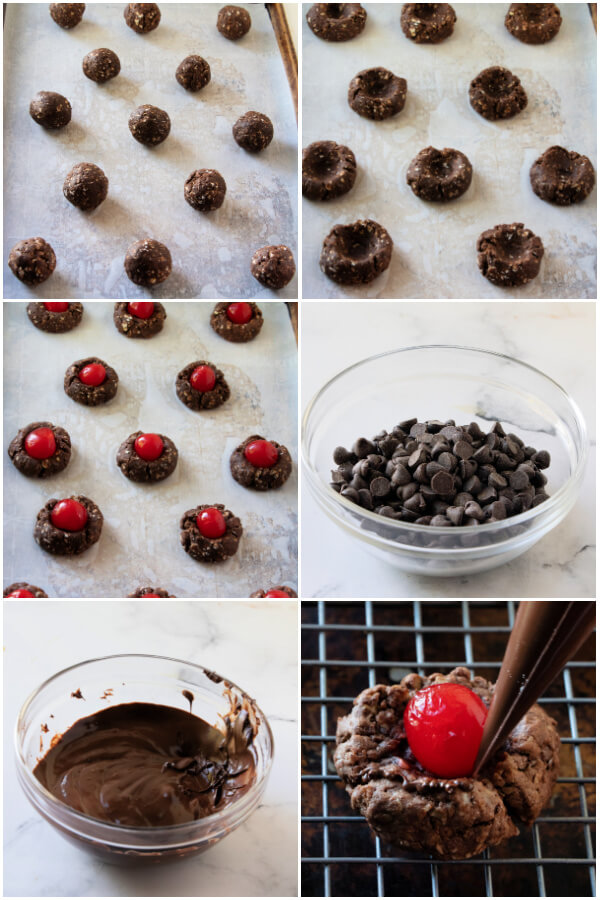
[
  {"x1": 3, "y1": 3, "x2": 297, "y2": 299},
  {"x1": 3, "y1": 301, "x2": 298, "y2": 598},
  {"x1": 302, "y1": 2, "x2": 597, "y2": 299}
]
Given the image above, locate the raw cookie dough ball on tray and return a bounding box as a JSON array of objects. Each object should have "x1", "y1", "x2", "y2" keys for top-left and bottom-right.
[
  {"x1": 406, "y1": 147, "x2": 472, "y2": 201},
  {"x1": 176, "y1": 55, "x2": 211, "y2": 91},
  {"x1": 113, "y1": 301, "x2": 167, "y2": 337},
  {"x1": 217, "y1": 5, "x2": 251, "y2": 40},
  {"x1": 477, "y1": 223, "x2": 544, "y2": 288},
  {"x1": 505, "y1": 3, "x2": 562, "y2": 44},
  {"x1": 302, "y1": 141, "x2": 357, "y2": 200},
  {"x1": 8, "y1": 421, "x2": 71, "y2": 478},
  {"x1": 233, "y1": 111, "x2": 274, "y2": 152},
  {"x1": 29, "y1": 91, "x2": 71, "y2": 128},
  {"x1": 8, "y1": 238, "x2": 56, "y2": 285},
  {"x1": 210, "y1": 302, "x2": 263, "y2": 342},
  {"x1": 530, "y1": 146, "x2": 596, "y2": 205},
  {"x1": 230, "y1": 435, "x2": 293, "y2": 490},
  {"x1": 129, "y1": 104, "x2": 170, "y2": 145},
  {"x1": 64, "y1": 356, "x2": 119, "y2": 406},
  {"x1": 124, "y1": 239, "x2": 172, "y2": 286},
  {"x1": 83, "y1": 48, "x2": 121, "y2": 83},
  {"x1": 176, "y1": 361, "x2": 230, "y2": 411},
  {"x1": 63, "y1": 162, "x2": 108, "y2": 210},
  {"x1": 184, "y1": 169, "x2": 227, "y2": 211},
  {"x1": 50, "y1": 3, "x2": 85, "y2": 28},
  {"x1": 320, "y1": 219, "x2": 393, "y2": 285},
  {"x1": 400, "y1": 3, "x2": 456, "y2": 43},
  {"x1": 251, "y1": 245, "x2": 296, "y2": 289},
  {"x1": 348, "y1": 67, "x2": 407, "y2": 120},
  {"x1": 469, "y1": 66, "x2": 527, "y2": 121},
  {"x1": 117, "y1": 431, "x2": 178, "y2": 483},
  {"x1": 306, "y1": 4, "x2": 367, "y2": 42},
  {"x1": 34, "y1": 495, "x2": 103, "y2": 556},
  {"x1": 180, "y1": 504, "x2": 243, "y2": 563},
  {"x1": 26, "y1": 302, "x2": 83, "y2": 333},
  {"x1": 124, "y1": 3, "x2": 161, "y2": 33}
]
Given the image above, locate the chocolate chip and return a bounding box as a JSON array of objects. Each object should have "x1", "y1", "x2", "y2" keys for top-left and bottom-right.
[
  {"x1": 464, "y1": 500, "x2": 484, "y2": 520},
  {"x1": 333, "y1": 446, "x2": 352, "y2": 464},
  {"x1": 408, "y1": 447, "x2": 428, "y2": 468},
  {"x1": 430, "y1": 515, "x2": 451, "y2": 526},
  {"x1": 533, "y1": 449, "x2": 550, "y2": 469},
  {"x1": 431, "y1": 470, "x2": 454, "y2": 495},
  {"x1": 391, "y1": 464, "x2": 412, "y2": 486},
  {"x1": 404, "y1": 492, "x2": 426, "y2": 513},
  {"x1": 488, "y1": 470, "x2": 508, "y2": 489},
  {"x1": 437, "y1": 451, "x2": 456, "y2": 470},
  {"x1": 370, "y1": 476, "x2": 391, "y2": 497},
  {"x1": 447, "y1": 505, "x2": 464, "y2": 525},
  {"x1": 509, "y1": 469, "x2": 530, "y2": 490},
  {"x1": 453, "y1": 440, "x2": 474, "y2": 459}
]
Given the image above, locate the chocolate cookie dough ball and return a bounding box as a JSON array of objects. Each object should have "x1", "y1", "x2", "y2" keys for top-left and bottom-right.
[
  {"x1": 348, "y1": 67, "x2": 407, "y2": 120},
  {"x1": 469, "y1": 66, "x2": 527, "y2": 121},
  {"x1": 180, "y1": 504, "x2": 243, "y2": 563},
  {"x1": 407, "y1": 147, "x2": 472, "y2": 201},
  {"x1": 34, "y1": 495, "x2": 103, "y2": 556},
  {"x1": 217, "y1": 5, "x2": 251, "y2": 40},
  {"x1": 233, "y1": 111, "x2": 274, "y2": 153},
  {"x1": 8, "y1": 238, "x2": 56, "y2": 285},
  {"x1": 184, "y1": 169, "x2": 227, "y2": 212},
  {"x1": 302, "y1": 140, "x2": 357, "y2": 200},
  {"x1": 29, "y1": 91, "x2": 72, "y2": 129},
  {"x1": 250, "y1": 245, "x2": 296, "y2": 289},
  {"x1": 320, "y1": 219, "x2": 393, "y2": 285},
  {"x1": 128, "y1": 104, "x2": 170, "y2": 145},
  {"x1": 128, "y1": 587, "x2": 176, "y2": 597},
  {"x1": 230, "y1": 435, "x2": 293, "y2": 490},
  {"x1": 306, "y1": 4, "x2": 367, "y2": 41},
  {"x1": 124, "y1": 2, "x2": 161, "y2": 33},
  {"x1": 400, "y1": 3, "x2": 456, "y2": 43},
  {"x1": 210, "y1": 302, "x2": 263, "y2": 342},
  {"x1": 477, "y1": 222, "x2": 544, "y2": 288},
  {"x1": 63, "y1": 162, "x2": 108, "y2": 210},
  {"x1": 176, "y1": 55, "x2": 211, "y2": 92},
  {"x1": 124, "y1": 239, "x2": 172, "y2": 286},
  {"x1": 505, "y1": 3, "x2": 562, "y2": 44},
  {"x1": 530, "y1": 146, "x2": 595, "y2": 205},
  {"x1": 49, "y1": 3, "x2": 85, "y2": 28},
  {"x1": 83, "y1": 48, "x2": 121, "y2": 83}
]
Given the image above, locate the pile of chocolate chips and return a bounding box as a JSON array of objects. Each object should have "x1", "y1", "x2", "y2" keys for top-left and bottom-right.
[{"x1": 331, "y1": 418, "x2": 551, "y2": 526}]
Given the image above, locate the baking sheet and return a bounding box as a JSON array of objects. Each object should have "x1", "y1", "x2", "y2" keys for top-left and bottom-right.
[
  {"x1": 3, "y1": 3, "x2": 298, "y2": 299},
  {"x1": 302, "y1": 2, "x2": 597, "y2": 299},
  {"x1": 3, "y1": 301, "x2": 298, "y2": 597}
]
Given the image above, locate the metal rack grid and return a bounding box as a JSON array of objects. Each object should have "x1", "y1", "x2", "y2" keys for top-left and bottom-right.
[{"x1": 301, "y1": 601, "x2": 596, "y2": 898}]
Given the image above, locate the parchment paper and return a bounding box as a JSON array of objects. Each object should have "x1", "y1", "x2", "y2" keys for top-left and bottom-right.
[
  {"x1": 3, "y1": 3, "x2": 298, "y2": 299},
  {"x1": 3, "y1": 301, "x2": 298, "y2": 597},
  {"x1": 302, "y1": 2, "x2": 597, "y2": 299}
]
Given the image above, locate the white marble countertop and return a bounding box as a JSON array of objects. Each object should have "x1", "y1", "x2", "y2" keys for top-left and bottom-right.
[
  {"x1": 300, "y1": 302, "x2": 595, "y2": 598},
  {"x1": 3, "y1": 600, "x2": 298, "y2": 897}
]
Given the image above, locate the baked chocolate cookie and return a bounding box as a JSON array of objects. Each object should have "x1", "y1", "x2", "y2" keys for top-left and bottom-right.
[
  {"x1": 302, "y1": 141, "x2": 357, "y2": 201},
  {"x1": 124, "y1": 3, "x2": 161, "y2": 33},
  {"x1": 306, "y1": 4, "x2": 367, "y2": 41},
  {"x1": 34, "y1": 495, "x2": 104, "y2": 556},
  {"x1": 530, "y1": 146, "x2": 596, "y2": 205},
  {"x1": 29, "y1": 91, "x2": 72, "y2": 129},
  {"x1": 477, "y1": 223, "x2": 544, "y2": 288},
  {"x1": 334, "y1": 667, "x2": 560, "y2": 860},
  {"x1": 210, "y1": 302, "x2": 263, "y2": 342},
  {"x1": 8, "y1": 422, "x2": 71, "y2": 478},
  {"x1": 50, "y1": 3, "x2": 85, "y2": 28},
  {"x1": 400, "y1": 3, "x2": 456, "y2": 43},
  {"x1": 505, "y1": 3, "x2": 562, "y2": 44},
  {"x1": 4, "y1": 582, "x2": 49, "y2": 598},
  {"x1": 64, "y1": 357, "x2": 119, "y2": 406},
  {"x1": 250, "y1": 586, "x2": 297, "y2": 598},
  {"x1": 63, "y1": 162, "x2": 108, "y2": 211},
  {"x1": 113, "y1": 301, "x2": 166, "y2": 338},
  {"x1": 27, "y1": 302, "x2": 82, "y2": 333},
  {"x1": 176, "y1": 361, "x2": 230, "y2": 411},
  {"x1": 176, "y1": 55, "x2": 211, "y2": 91},
  {"x1": 217, "y1": 5, "x2": 251, "y2": 40},
  {"x1": 230, "y1": 435, "x2": 292, "y2": 490},
  {"x1": 407, "y1": 147, "x2": 472, "y2": 201},
  {"x1": 129, "y1": 104, "x2": 170, "y2": 145},
  {"x1": 124, "y1": 240, "x2": 172, "y2": 286},
  {"x1": 82, "y1": 48, "x2": 121, "y2": 83},
  {"x1": 184, "y1": 169, "x2": 227, "y2": 211},
  {"x1": 180, "y1": 503, "x2": 243, "y2": 562},
  {"x1": 127, "y1": 587, "x2": 176, "y2": 597},
  {"x1": 250, "y1": 245, "x2": 296, "y2": 289},
  {"x1": 9, "y1": 240, "x2": 56, "y2": 286},
  {"x1": 320, "y1": 219, "x2": 393, "y2": 285},
  {"x1": 348, "y1": 67, "x2": 407, "y2": 120},
  {"x1": 233, "y1": 112, "x2": 274, "y2": 152},
  {"x1": 469, "y1": 66, "x2": 527, "y2": 121},
  {"x1": 117, "y1": 431, "x2": 178, "y2": 483}
]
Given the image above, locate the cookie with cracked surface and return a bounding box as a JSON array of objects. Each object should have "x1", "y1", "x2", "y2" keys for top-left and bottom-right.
[
  {"x1": 505, "y1": 3, "x2": 561, "y2": 44},
  {"x1": 233, "y1": 111, "x2": 273, "y2": 152},
  {"x1": 334, "y1": 666, "x2": 560, "y2": 860},
  {"x1": 230, "y1": 435, "x2": 292, "y2": 490},
  {"x1": 306, "y1": 4, "x2": 367, "y2": 41},
  {"x1": 50, "y1": 3, "x2": 85, "y2": 27},
  {"x1": 250, "y1": 586, "x2": 298, "y2": 597},
  {"x1": 124, "y1": 3, "x2": 161, "y2": 32},
  {"x1": 180, "y1": 503, "x2": 243, "y2": 562},
  {"x1": 27, "y1": 302, "x2": 82, "y2": 333},
  {"x1": 251, "y1": 245, "x2": 295, "y2": 289},
  {"x1": 348, "y1": 67, "x2": 407, "y2": 120},
  {"x1": 30, "y1": 91, "x2": 71, "y2": 128},
  {"x1": 34, "y1": 495, "x2": 104, "y2": 556},
  {"x1": 176, "y1": 361, "x2": 230, "y2": 411},
  {"x1": 302, "y1": 141, "x2": 357, "y2": 200},
  {"x1": 129, "y1": 104, "x2": 170, "y2": 145},
  {"x1": 469, "y1": 66, "x2": 527, "y2": 121},
  {"x1": 400, "y1": 3, "x2": 456, "y2": 43},
  {"x1": 8, "y1": 422, "x2": 71, "y2": 478},
  {"x1": 117, "y1": 431, "x2": 178, "y2": 483},
  {"x1": 4, "y1": 582, "x2": 49, "y2": 598},
  {"x1": 83, "y1": 48, "x2": 121, "y2": 83},
  {"x1": 124, "y1": 239, "x2": 172, "y2": 286},
  {"x1": 477, "y1": 223, "x2": 544, "y2": 288},
  {"x1": 217, "y1": 5, "x2": 251, "y2": 39},
  {"x1": 530, "y1": 146, "x2": 595, "y2": 205},
  {"x1": 9, "y1": 239, "x2": 56, "y2": 285},
  {"x1": 64, "y1": 357, "x2": 119, "y2": 406},
  {"x1": 113, "y1": 301, "x2": 167, "y2": 338},
  {"x1": 176, "y1": 55, "x2": 211, "y2": 91},
  {"x1": 210, "y1": 302, "x2": 263, "y2": 342},
  {"x1": 407, "y1": 147, "x2": 472, "y2": 201},
  {"x1": 320, "y1": 219, "x2": 392, "y2": 285},
  {"x1": 127, "y1": 587, "x2": 176, "y2": 597},
  {"x1": 63, "y1": 162, "x2": 108, "y2": 210},
  {"x1": 184, "y1": 169, "x2": 226, "y2": 211}
]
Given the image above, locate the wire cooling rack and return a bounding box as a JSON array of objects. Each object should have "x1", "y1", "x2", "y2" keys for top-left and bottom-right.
[{"x1": 301, "y1": 601, "x2": 596, "y2": 898}]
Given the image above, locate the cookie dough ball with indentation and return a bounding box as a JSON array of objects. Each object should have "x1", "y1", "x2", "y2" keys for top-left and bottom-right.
[
  {"x1": 233, "y1": 111, "x2": 274, "y2": 152},
  {"x1": 128, "y1": 104, "x2": 170, "y2": 145},
  {"x1": 124, "y1": 239, "x2": 172, "y2": 286},
  {"x1": 217, "y1": 5, "x2": 251, "y2": 39},
  {"x1": 302, "y1": 140, "x2": 357, "y2": 200},
  {"x1": 184, "y1": 169, "x2": 227, "y2": 212},
  {"x1": 407, "y1": 147, "x2": 472, "y2": 201},
  {"x1": 477, "y1": 222, "x2": 544, "y2": 287},
  {"x1": 469, "y1": 66, "x2": 527, "y2": 121},
  {"x1": 124, "y1": 3, "x2": 161, "y2": 33},
  {"x1": 29, "y1": 91, "x2": 72, "y2": 129},
  {"x1": 348, "y1": 68, "x2": 407, "y2": 120},
  {"x1": 306, "y1": 4, "x2": 367, "y2": 41},
  {"x1": 505, "y1": 3, "x2": 561, "y2": 44},
  {"x1": 8, "y1": 238, "x2": 56, "y2": 285},
  {"x1": 83, "y1": 48, "x2": 121, "y2": 83},
  {"x1": 530, "y1": 146, "x2": 595, "y2": 205},
  {"x1": 176, "y1": 55, "x2": 211, "y2": 91},
  {"x1": 49, "y1": 3, "x2": 85, "y2": 28},
  {"x1": 251, "y1": 245, "x2": 296, "y2": 289},
  {"x1": 320, "y1": 219, "x2": 393, "y2": 285},
  {"x1": 400, "y1": 3, "x2": 456, "y2": 43},
  {"x1": 63, "y1": 162, "x2": 108, "y2": 210}
]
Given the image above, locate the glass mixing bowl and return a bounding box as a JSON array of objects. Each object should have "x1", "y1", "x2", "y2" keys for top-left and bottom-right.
[
  {"x1": 15, "y1": 654, "x2": 274, "y2": 865},
  {"x1": 302, "y1": 345, "x2": 588, "y2": 576}
]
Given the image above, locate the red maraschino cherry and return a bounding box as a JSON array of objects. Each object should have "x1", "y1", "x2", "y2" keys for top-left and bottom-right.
[
  {"x1": 25, "y1": 427, "x2": 56, "y2": 459},
  {"x1": 7, "y1": 589, "x2": 35, "y2": 598},
  {"x1": 128, "y1": 301, "x2": 154, "y2": 319},
  {"x1": 51, "y1": 499, "x2": 88, "y2": 532},
  {"x1": 79, "y1": 363, "x2": 106, "y2": 386},
  {"x1": 227, "y1": 302, "x2": 253, "y2": 325},
  {"x1": 403, "y1": 683, "x2": 488, "y2": 777},
  {"x1": 244, "y1": 439, "x2": 278, "y2": 468},
  {"x1": 190, "y1": 365, "x2": 216, "y2": 392},
  {"x1": 141, "y1": 593, "x2": 161, "y2": 598},
  {"x1": 264, "y1": 589, "x2": 290, "y2": 598},
  {"x1": 196, "y1": 507, "x2": 226, "y2": 539},
  {"x1": 134, "y1": 433, "x2": 164, "y2": 461},
  {"x1": 44, "y1": 302, "x2": 69, "y2": 312}
]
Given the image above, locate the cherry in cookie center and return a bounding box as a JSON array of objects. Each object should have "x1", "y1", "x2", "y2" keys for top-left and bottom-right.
[
  {"x1": 196, "y1": 507, "x2": 227, "y2": 539},
  {"x1": 6, "y1": 589, "x2": 35, "y2": 598},
  {"x1": 127, "y1": 301, "x2": 155, "y2": 319},
  {"x1": 25, "y1": 427, "x2": 56, "y2": 460},
  {"x1": 190, "y1": 364, "x2": 216, "y2": 392},
  {"x1": 226, "y1": 302, "x2": 253, "y2": 325},
  {"x1": 50, "y1": 499, "x2": 88, "y2": 532},
  {"x1": 43, "y1": 302, "x2": 70, "y2": 313},
  {"x1": 78, "y1": 363, "x2": 106, "y2": 386},
  {"x1": 134, "y1": 433, "x2": 164, "y2": 461},
  {"x1": 244, "y1": 439, "x2": 278, "y2": 468}
]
